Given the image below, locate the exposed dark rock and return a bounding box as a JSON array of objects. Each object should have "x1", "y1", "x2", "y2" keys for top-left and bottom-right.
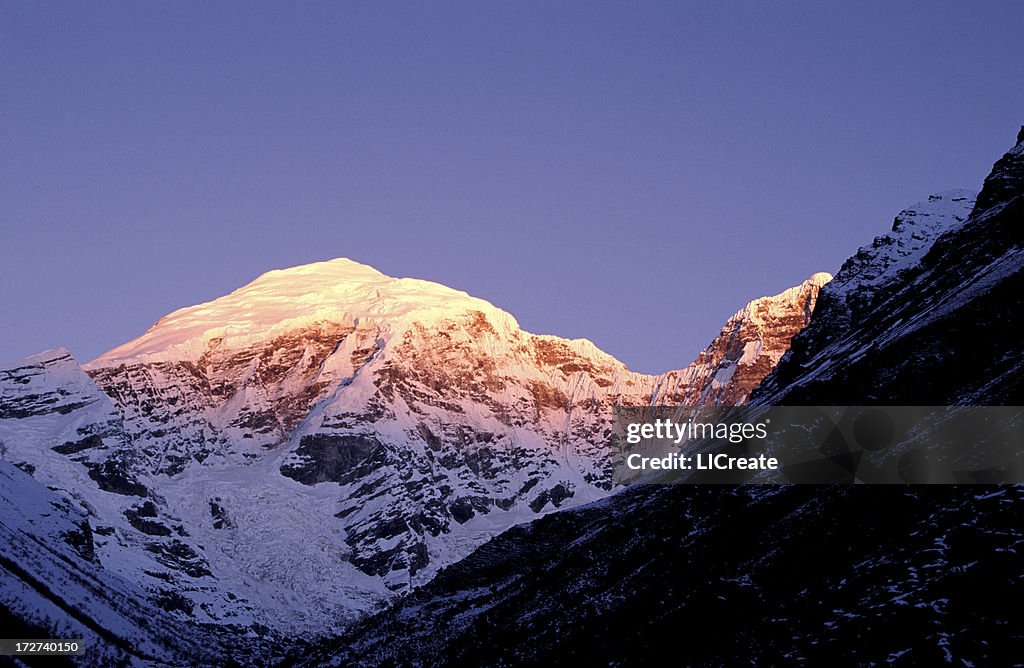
[
  {"x1": 85, "y1": 459, "x2": 148, "y2": 497},
  {"x1": 493, "y1": 497, "x2": 516, "y2": 511},
  {"x1": 974, "y1": 125, "x2": 1024, "y2": 212},
  {"x1": 462, "y1": 446, "x2": 498, "y2": 478},
  {"x1": 517, "y1": 477, "x2": 540, "y2": 496},
  {"x1": 0, "y1": 397, "x2": 93, "y2": 420},
  {"x1": 152, "y1": 589, "x2": 194, "y2": 615},
  {"x1": 449, "y1": 496, "x2": 492, "y2": 524},
  {"x1": 280, "y1": 434, "x2": 382, "y2": 484},
  {"x1": 61, "y1": 519, "x2": 96, "y2": 562},
  {"x1": 528, "y1": 483, "x2": 573, "y2": 513},
  {"x1": 124, "y1": 502, "x2": 171, "y2": 536},
  {"x1": 144, "y1": 540, "x2": 212, "y2": 579},
  {"x1": 52, "y1": 434, "x2": 104, "y2": 455},
  {"x1": 208, "y1": 498, "x2": 233, "y2": 529},
  {"x1": 13, "y1": 461, "x2": 35, "y2": 475}
]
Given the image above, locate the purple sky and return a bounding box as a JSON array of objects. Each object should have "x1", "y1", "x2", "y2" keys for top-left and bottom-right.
[{"x1": 3, "y1": 2, "x2": 1022, "y2": 374}]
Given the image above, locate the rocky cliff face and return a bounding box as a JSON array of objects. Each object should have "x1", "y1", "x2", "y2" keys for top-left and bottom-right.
[
  {"x1": 669, "y1": 273, "x2": 831, "y2": 405},
  {"x1": 1, "y1": 259, "x2": 823, "y2": 643}
]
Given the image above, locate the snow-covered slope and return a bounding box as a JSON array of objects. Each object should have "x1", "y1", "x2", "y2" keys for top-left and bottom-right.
[
  {"x1": 0, "y1": 352, "x2": 297, "y2": 664},
  {"x1": 86, "y1": 259, "x2": 514, "y2": 367},
  {"x1": 0, "y1": 349, "x2": 142, "y2": 497},
  {"x1": 0, "y1": 459, "x2": 218, "y2": 666},
  {"x1": 0, "y1": 349, "x2": 398, "y2": 637},
  {"x1": 0, "y1": 351, "x2": 315, "y2": 634},
  {"x1": 2, "y1": 258, "x2": 827, "y2": 647}
]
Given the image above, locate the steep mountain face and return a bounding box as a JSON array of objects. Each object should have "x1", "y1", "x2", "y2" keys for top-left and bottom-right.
[
  {"x1": 669, "y1": 273, "x2": 831, "y2": 405},
  {"x1": 1, "y1": 259, "x2": 825, "y2": 646},
  {"x1": 81, "y1": 259, "x2": 662, "y2": 597},
  {"x1": 323, "y1": 129, "x2": 1024, "y2": 666},
  {"x1": 756, "y1": 130, "x2": 1024, "y2": 404}
]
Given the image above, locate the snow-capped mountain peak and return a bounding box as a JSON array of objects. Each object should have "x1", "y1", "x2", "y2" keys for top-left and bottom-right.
[
  {"x1": 2, "y1": 256, "x2": 833, "y2": 640},
  {"x1": 86, "y1": 257, "x2": 517, "y2": 368}
]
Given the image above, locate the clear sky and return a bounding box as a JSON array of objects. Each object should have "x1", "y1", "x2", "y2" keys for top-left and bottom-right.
[{"x1": 2, "y1": 2, "x2": 1022, "y2": 373}]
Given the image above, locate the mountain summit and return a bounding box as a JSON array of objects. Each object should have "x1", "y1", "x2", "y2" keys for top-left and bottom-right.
[
  {"x1": 1, "y1": 255, "x2": 829, "y2": 656},
  {"x1": 86, "y1": 258, "x2": 518, "y2": 367}
]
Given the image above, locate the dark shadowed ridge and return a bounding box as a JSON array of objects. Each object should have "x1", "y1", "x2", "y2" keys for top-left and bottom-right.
[{"x1": 754, "y1": 126, "x2": 1024, "y2": 405}]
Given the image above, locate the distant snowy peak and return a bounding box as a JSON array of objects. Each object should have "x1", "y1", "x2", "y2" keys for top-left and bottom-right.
[
  {"x1": 665, "y1": 272, "x2": 831, "y2": 405},
  {"x1": 825, "y1": 189, "x2": 976, "y2": 304},
  {"x1": 0, "y1": 348, "x2": 109, "y2": 419},
  {"x1": 733, "y1": 272, "x2": 832, "y2": 325},
  {"x1": 85, "y1": 258, "x2": 520, "y2": 367}
]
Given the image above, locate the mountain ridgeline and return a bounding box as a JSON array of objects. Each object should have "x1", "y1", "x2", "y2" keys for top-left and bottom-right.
[
  {"x1": 1, "y1": 244, "x2": 825, "y2": 661},
  {"x1": 754, "y1": 136, "x2": 1024, "y2": 404}
]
